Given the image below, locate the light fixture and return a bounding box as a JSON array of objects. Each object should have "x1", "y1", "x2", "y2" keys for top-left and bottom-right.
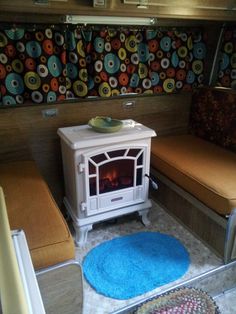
[{"x1": 64, "y1": 15, "x2": 157, "y2": 26}]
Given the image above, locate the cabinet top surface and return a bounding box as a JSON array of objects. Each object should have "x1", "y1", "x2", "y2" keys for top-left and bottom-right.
[{"x1": 57, "y1": 119, "x2": 156, "y2": 149}]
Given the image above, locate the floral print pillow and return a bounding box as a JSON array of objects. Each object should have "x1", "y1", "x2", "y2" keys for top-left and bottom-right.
[{"x1": 189, "y1": 87, "x2": 236, "y2": 152}]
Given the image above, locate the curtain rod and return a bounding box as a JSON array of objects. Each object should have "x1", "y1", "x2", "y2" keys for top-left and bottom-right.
[{"x1": 0, "y1": 22, "x2": 204, "y2": 33}]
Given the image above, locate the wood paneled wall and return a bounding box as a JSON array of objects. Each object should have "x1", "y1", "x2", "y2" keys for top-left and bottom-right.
[{"x1": 0, "y1": 93, "x2": 191, "y2": 207}]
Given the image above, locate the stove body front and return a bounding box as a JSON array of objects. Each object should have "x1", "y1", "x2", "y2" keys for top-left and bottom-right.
[{"x1": 58, "y1": 120, "x2": 156, "y2": 246}]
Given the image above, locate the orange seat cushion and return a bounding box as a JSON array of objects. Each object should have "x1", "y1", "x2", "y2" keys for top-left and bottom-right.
[
  {"x1": 151, "y1": 134, "x2": 236, "y2": 216},
  {"x1": 0, "y1": 161, "x2": 75, "y2": 270}
]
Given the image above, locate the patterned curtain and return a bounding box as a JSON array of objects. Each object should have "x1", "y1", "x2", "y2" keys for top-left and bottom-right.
[
  {"x1": 82, "y1": 28, "x2": 206, "y2": 97},
  {"x1": 64, "y1": 28, "x2": 88, "y2": 99},
  {"x1": 216, "y1": 26, "x2": 236, "y2": 89},
  {"x1": 0, "y1": 26, "x2": 67, "y2": 106},
  {"x1": 0, "y1": 25, "x2": 207, "y2": 106}
]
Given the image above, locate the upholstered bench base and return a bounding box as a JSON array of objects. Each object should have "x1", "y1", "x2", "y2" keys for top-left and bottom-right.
[
  {"x1": 151, "y1": 134, "x2": 236, "y2": 262},
  {"x1": 0, "y1": 161, "x2": 75, "y2": 270},
  {"x1": 150, "y1": 169, "x2": 227, "y2": 258},
  {"x1": 151, "y1": 134, "x2": 236, "y2": 216}
]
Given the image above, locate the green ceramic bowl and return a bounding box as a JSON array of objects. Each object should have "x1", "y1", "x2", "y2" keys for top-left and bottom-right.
[{"x1": 88, "y1": 116, "x2": 123, "y2": 133}]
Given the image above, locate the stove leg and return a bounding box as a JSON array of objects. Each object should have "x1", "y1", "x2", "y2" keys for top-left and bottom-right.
[
  {"x1": 73, "y1": 223, "x2": 93, "y2": 247},
  {"x1": 138, "y1": 208, "x2": 151, "y2": 226}
]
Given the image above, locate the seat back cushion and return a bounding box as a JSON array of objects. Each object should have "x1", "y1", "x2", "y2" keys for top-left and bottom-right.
[
  {"x1": 0, "y1": 161, "x2": 75, "y2": 270},
  {"x1": 189, "y1": 87, "x2": 236, "y2": 152}
]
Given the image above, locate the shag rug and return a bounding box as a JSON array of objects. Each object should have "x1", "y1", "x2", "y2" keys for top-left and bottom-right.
[
  {"x1": 82, "y1": 232, "x2": 190, "y2": 299},
  {"x1": 133, "y1": 287, "x2": 220, "y2": 314}
]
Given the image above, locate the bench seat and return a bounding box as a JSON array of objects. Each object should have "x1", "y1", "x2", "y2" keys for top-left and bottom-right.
[
  {"x1": 0, "y1": 160, "x2": 75, "y2": 270},
  {"x1": 151, "y1": 134, "x2": 236, "y2": 216}
]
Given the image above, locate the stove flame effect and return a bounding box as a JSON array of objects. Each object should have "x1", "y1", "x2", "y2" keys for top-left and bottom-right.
[
  {"x1": 99, "y1": 165, "x2": 133, "y2": 193},
  {"x1": 102, "y1": 169, "x2": 119, "y2": 187},
  {"x1": 89, "y1": 159, "x2": 135, "y2": 195}
]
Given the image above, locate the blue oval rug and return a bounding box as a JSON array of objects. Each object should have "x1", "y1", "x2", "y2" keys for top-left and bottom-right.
[{"x1": 82, "y1": 231, "x2": 190, "y2": 299}]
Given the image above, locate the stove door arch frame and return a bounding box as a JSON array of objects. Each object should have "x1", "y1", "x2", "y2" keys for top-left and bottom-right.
[{"x1": 80, "y1": 142, "x2": 150, "y2": 216}]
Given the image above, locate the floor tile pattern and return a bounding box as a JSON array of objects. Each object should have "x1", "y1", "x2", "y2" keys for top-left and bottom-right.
[{"x1": 73, "y1": 201, "x2": 222, "y2": 314}]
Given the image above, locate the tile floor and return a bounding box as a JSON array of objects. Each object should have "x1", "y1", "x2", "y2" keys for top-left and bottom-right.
[
  {"x1": 73, "y1": 201, "x2": 226, "y2": 314},
  {"x1": 214, "y1": 288, "x2": 236, "y2": 314}
]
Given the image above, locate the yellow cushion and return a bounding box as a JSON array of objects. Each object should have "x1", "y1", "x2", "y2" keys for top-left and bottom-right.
[
  {"x1": 151, "y1": 135, "x2": 236, "y2": 216},
  {"x1": 0, "y1": 161, "x2": 75, "y2": 270}
]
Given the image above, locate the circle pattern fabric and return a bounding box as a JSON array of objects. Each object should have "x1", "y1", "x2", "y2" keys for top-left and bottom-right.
[
  {"x1": 0, "y1": 26, "x2": 67, "y2": 105},
  {"x1": 0, "y1": 26, "x2": 207, "y2": 106},
  {"x1": 217, "y1": 27, "x2": 236, "y2": 89},
  {"x1": 83, "y1": 28, "x2": 206, "y2": 98}
]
